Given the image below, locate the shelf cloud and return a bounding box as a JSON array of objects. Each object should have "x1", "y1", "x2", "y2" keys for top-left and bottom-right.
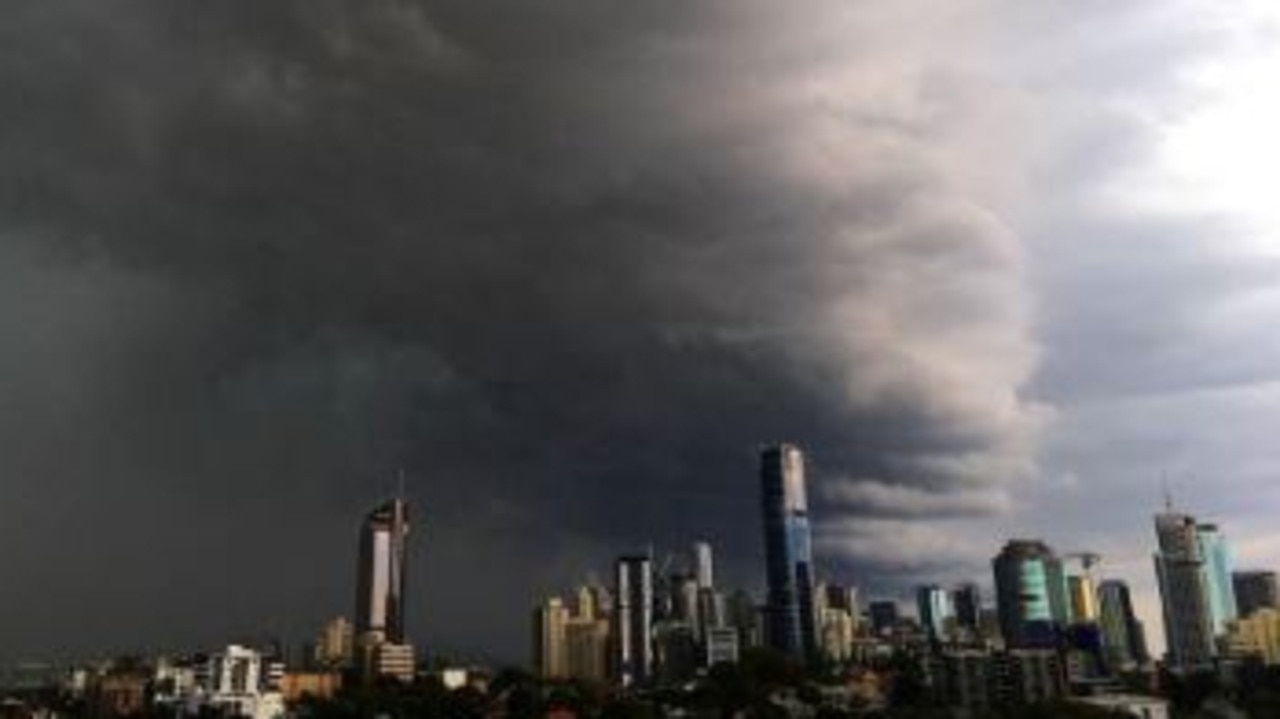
[{"x1": 0, "y1": 0, "x2": 1275, "y2": 660}]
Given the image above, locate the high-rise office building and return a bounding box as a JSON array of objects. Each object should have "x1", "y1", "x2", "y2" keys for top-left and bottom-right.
[
  {"x1": 313, "y1": 617, "x2": 354, "y2": 669},
  {"x1": 532, "y1": 587, "x2": 611, "y2": 682},
  {"x1": 1154, "y1": 510, "x2": 1216, "y2": 669},
  {"x1": 1197, "y1": 524, "x2": 1238, "y2": 635},
  {"x1": 992, "y1": 540, "x2": 1068, "y2": 649},
  {"x1": 697, "y1": 589, "x2": 727, "y2": 638},
  {"x1": 577, "y1": 583, "x2": 613, "y2": 620},
  {"x1": 693, "y1": 542, "x2": 714, "y2": 590},
  {"x1": 1068, "y1": 575, "x2": 1099, "y2": 623},
  {"x1": 565, "y1": 616, "x2": 610, "y2": 682},
  {"x1": 354, "y1": 496, "x2": 412, "y2": 682},
  {"x1": 1234, "y1": 571, "x2": 1279, "y2": 618},
  {"x1": 761, "y1": 443, "x2": 818, "y2": 659},
  {"x1": 917, "y1": 585, "x2": 955, "y2": 641},
  {"x1": 869, "y1": 601, "x2": 900, "y2": 636},
  {"x1": 671, "y1": 574, "x2": 701, "y2": 634},
  {"x1": 1097, "y1": 580, "x2": 1148, "y2": 669},
  {"x1": 355, "y1": 497, "x2": 410, "y2": 644},
  {"x1": 725, "y1": 590, "x2": 761, "y2": 649},
  {"x1": 823, "y1": 584, "x2": 859, "y2": 616},
  {"x1": 615, "y1": 555, "x2": 654, "y2": 687},
  {"x1": 818, "y1": 607, "x2": 856, "y2": 662},
  {"x1": 953, "y1": 584, "x2": 982, "y2": 633},
  {"x1": 533, "y1": 597, "x2": 571, "y2": 679}
]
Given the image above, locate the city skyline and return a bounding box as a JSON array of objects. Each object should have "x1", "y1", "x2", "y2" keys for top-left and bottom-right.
[{"x1": 2, "y1": 0, "x2": 1280, "y2": 670}]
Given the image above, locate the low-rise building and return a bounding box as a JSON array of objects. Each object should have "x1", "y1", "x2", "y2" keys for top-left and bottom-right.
[
  {"x1": 932, "y1": 649, "x2": 1066, "y2": 712},
  {"x1": 180, "y1": 645, "x2": 285, "y2": 719},
  {"x1": 278, "y1": 672, "x2": 342, "y2": 703},
  {"x1": 91, "y1": 672, "x2": 148, "y2": 717},
  {"x1": 1227, "y1": 608, "x2": 1280, "y2": 664},
  {"x1": 1077, "y1": 694, "x2": 1170, "y2": 719},
  {"x1": 705, "y1": 627, "x2": 741, "y2": 668},
  {"x1": 372, "y1": 643, "x2": 416, "y2": 683}
]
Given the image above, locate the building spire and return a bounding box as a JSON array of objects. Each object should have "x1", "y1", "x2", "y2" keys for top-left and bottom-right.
[{"x1": 1162, "y1": 472, "x2": 1174, "y2": 513}]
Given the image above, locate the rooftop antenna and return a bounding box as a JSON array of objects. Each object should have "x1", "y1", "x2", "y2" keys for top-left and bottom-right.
[
  {"x1": 1161, "y1": 472, "x2": 1174, "y2": 513},
  {"x1": 396, "y1": 467, "x2": 406, "y2": 499}
]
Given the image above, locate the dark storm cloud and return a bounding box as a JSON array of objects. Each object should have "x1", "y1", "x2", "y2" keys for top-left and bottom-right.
[{"x1": 0, "y1": 0, "x2": 1048, "y2": 661}]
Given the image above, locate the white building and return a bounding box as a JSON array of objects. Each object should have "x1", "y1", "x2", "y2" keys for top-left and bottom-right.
[
  {"x1": 181, "y1": 645, "x2": 285, "y2": 719},
  {"x1": 373, "y1": 643, "x2": 416, "y2": 683}
]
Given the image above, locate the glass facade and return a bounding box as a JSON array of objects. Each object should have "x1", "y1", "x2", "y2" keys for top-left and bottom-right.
[
  {"x1": 355, "y1": 498, "x2": 410, "y2": 643},
  {"x1": 614, "y1": 555, "x2": 654, "y2": 687},
  {"x1": 993, "y1": 539, "x2": 1068, "y2": 649},
  {"x1": 1197, "y1": 524, "x2": 1238, "y2": 635},
  {"x1": 1154, "y1": 511, "x2": 1216, "y2": 668},
  {"x1": 1098, "y1": 579, "x2": 1147, "y2": 668},
  {"x1": 916, "y1": 585, "x2": 955, "y2": 640},
  {"x1": 761, "y1": 444, "x2": 817, "y2": 659}
]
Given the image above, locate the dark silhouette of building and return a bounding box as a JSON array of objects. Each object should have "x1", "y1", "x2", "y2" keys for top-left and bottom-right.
[
  {"x1": 953, "y1": 583, "x2": 982, "y2": 632},
  {"x1": 1234, "y1": 570, "x2": 1279, "y2": 618}
]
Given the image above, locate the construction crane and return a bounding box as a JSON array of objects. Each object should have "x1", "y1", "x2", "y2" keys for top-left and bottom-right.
[{"x1": 1064, "y1": 551, "x2": 1102, "y2": 574}]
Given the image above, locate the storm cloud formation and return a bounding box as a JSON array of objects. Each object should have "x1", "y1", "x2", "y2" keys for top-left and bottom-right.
[{"x1": 1, "y1": 0, "x2": 1274, "y2": 661}]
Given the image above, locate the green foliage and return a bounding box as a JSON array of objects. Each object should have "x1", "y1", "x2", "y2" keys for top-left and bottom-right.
[{"x1": 868, "y1": 699, "x2": 1134, "y2": 719}]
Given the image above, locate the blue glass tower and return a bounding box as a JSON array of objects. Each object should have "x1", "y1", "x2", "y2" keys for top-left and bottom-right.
[
  {"x1": 761, "y1": 444, "x2": 817, "y2": 659},
  {"x1": 1197, "y1": 524, "x2": 1237, "y2": 636},
  {"x1": 992, "y1": 539, "x2": 1069, "y2": 648}
]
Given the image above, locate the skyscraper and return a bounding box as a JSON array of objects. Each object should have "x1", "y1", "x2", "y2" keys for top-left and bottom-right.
[
  {"x1": 532, "y1": 597, "x2": 570, "y2": 679},
  {"x1": 671, "y1": 574, "x2": 701, "y2": 634},
  {"x1": 952, "y1": 583, "x2": 982, "y2": 633},
  {"x1": 1097, "y1": 580, "x2": 1148, "y2": 669},
  {"x1": 1154, "y1": 510, "x2": 1216, "y2": 669},
  {"x1": 1196, "y1": 524, "x2": 1238, "y2": 635},
  {"x1": 693, "y1": 542, "x2": 714, "y2": 590},
  {"x1": 1067, "y1": 575, "x2": 1099, "y2": 623},
  {"x1": 761, "y1": 443, "x2": 817, "y2": 659},
  {"x1": 615, "y1": 555, "x2": 654, "y2": 687},
  {"x1": 532, "y1": 587, "x2": 611, "y2": 682},
  {"x1": 355, "y1": 497, "x2": 410, "y2": 645},
  {"x1": 992, "y1": 540, "x2": 1068, "y2": 649},
  {"x1": 1234, "y1": 570, "x2": 1278, "y2": 618},
  {"x1": 917, "y1": 585, "x2": 955, "y2": 641}
]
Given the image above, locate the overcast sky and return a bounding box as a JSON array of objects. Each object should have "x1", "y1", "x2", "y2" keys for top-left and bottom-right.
[{"x1": 2, "y1": 0, "x2": 1279, "y2": 664}]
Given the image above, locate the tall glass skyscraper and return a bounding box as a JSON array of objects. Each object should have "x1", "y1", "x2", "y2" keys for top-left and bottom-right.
[
  {"x1": 916, "y1": 585, "x2": 955, "y2": 641},
  {"x1": 1154, "y1": 510, "x2": 1216, "y2": 669},
  {"x1": 355, "y1": 497, "x2": 410, "y2": 643},
  {"x1": 1196, "y1": 524, "x2": 1238, "y2": 635},
  {"x1": 761, "y1": 443, "x2": 817, "y2": 659},
  {"x1": 1097, "y1": 579, "x2": 1148, "y2": 669},
  {"x1": 614, "y1": 555, "x2": 654, "y2": 687},
  {"x1": 992, "y1": 539, "x2": 1068, "y2": 648}
]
